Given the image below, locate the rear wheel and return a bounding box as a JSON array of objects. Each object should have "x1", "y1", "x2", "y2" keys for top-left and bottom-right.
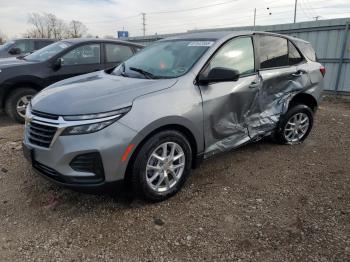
[
  {"x1": 275, "y1": 104, "x2": 314, "y2": 144},
  {"x1": 131, "y1": 130, "x2": 192, "y2": 202},
  {"x1": 4, "y1": 88, "x2": 37, "y2": 123}
]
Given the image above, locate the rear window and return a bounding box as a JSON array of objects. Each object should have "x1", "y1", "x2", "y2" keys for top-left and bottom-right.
[{"x1": 295, "y1": 41, "x2": 316, "y2": 61}]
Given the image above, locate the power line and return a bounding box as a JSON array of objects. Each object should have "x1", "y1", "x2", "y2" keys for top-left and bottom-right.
[
  {"x1": 84, "y1": 14, "x2": 140, "y2": 24},
  {"x1": 148, "y1": 0, "x2": 239, "y2": 14},
  {"x1": 298, "y1": 1, "x2": 314, "y2": 20}
]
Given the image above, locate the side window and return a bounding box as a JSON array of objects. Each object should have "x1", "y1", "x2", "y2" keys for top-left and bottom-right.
[
  {"x1": 62, "y1": 44, "x2": 100, "y2": 66},
  {"x1": 206, "y1": 37, "x2": 255, "y2": 76},
  {"x1": 259, "y1": 36, "x2": 288, "y2": 69},
  {"x1": 105, "y1": 44, "x2": 133, "y2": 63},
  {"x1": 14, "y1": 40, "x2": 34, "y2": 53},
  {"x1": 288, "y1": 41, "x2": 303, "y2": 65}
]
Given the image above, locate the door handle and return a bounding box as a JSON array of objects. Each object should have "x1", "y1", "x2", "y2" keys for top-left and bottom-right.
[
  {"x1": 249, "y1": 81, "x2": 260, "y2": 88},
  {"x1": 291, "y1": 70, "x2": 306, "y2": 77}
]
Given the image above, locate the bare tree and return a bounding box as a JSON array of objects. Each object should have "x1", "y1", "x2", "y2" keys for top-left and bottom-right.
[
  {"x1": 0, "y1": 30, "x2": 7, "y2": 44},
  {"x1": 26, "y1": 13, "x2": 88, "y2": 39},
  {"x1": 46, "y1": 13, "x2": 67, "y2": 40},
  {"x1": 27, "y1": 13, "x2": 47, "y2": 38},
  {"x1": 67, "y1": 20, "x2": 88, "y2": 38}
]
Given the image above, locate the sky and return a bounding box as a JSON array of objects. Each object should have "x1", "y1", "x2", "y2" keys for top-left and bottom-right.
[{"x1": 0, "y1": 0, "x2": 350, "y2": 39}]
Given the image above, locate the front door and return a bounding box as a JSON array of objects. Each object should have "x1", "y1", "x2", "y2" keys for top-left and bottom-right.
[
  {"x1": 198, "y1": 36, "x2": 261, "y2": 157},
  {"x1": 48, "y1": 43, "x2": 104, "y2": 85}
]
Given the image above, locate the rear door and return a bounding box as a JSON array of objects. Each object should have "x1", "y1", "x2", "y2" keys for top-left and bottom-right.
[
  {"x1": 198, "y1": 36, "x2": 261, "y2": 156},
  {"x1": 104, "y1": 43, "x2": 134, "y2": 69},
  {"x1": 251, "y1": 35, "x2": 310, "y2": 138},
  {"x1": 48, "y1": 43, "x2": 104, "y2": 84}
]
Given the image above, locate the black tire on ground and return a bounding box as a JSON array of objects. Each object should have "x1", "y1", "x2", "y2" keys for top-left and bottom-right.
[
  {"x1": 130, "y1": 130, "x2": 192, "y2": 202},
  {"x1": 4, "y1": 88, "x2": 37, "y2": 123},
  {"x1": 275, "y1": 104, "x2": 314, "y2": 145}
]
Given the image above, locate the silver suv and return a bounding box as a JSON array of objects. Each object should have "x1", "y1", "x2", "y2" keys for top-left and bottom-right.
[{"x1": 23, "y1": 31, "x2": 324, "y2": 201}]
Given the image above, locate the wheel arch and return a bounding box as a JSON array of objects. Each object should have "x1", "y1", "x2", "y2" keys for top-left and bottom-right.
[
  {"x1": 288, "y1": 92, "x2": 318, "y2": 112},
  {"x1": 124, "y1": 122, "x2": 202, "y2": 184},
  {"x1": 1, "y1": 77, "x2": 44, "y2": 108}
]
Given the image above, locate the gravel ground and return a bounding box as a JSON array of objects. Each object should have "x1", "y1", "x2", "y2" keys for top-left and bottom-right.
[{"x1": 0, "y1": 99, "x2": 349, "y2": 262}]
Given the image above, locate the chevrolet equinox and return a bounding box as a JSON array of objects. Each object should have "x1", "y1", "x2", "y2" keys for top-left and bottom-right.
[{"x1": 23, "y1": 31, "x2": 324, "y2": 201}]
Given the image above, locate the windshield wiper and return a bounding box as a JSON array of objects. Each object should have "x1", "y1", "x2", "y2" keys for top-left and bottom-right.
[{"x1": 129, "y1": 67, "x2": 156, "y2": 79}]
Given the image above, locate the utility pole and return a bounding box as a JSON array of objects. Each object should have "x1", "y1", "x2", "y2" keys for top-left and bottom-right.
[
  {"x1": 253, "y1": 8, "x2": 256, "y2": 30},
  {"x1": 313, "y1": 16, "x2": 321, "y2": 21},
  {"x1": 293, "y1": 0, "x2": 297, "y2": 23},
  {"x1": 141, "y1": 13, "x2": 146, "y2": 36}
]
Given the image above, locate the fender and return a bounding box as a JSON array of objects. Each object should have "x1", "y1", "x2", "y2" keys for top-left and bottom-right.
[{"x1": 123, "y1": 115, "x2": 204, "y2": 155}]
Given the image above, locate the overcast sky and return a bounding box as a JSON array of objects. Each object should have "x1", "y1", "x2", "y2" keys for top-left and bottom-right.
[{"x1": 0, "y1": 0, "x2": 349, "y2": 38}]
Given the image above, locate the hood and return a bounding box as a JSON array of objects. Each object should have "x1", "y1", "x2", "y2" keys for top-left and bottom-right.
[
  {"x1": 0, "y1": 57, "x2": 35, "y2": 68},
  {"x1": 31, "y1": 71, "x2": 178, "y2": 115}
]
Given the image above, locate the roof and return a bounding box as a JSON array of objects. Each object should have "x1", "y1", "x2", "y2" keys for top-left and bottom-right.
[
  {"x1": 162, "y1": 31, "x2": 249, "y2": 41},
  {"x1": 159, "y1": 30, "x2": 309, "y2": 44},
  {"x1": 63, "y1": 38, "x2": 144, "y2": 47},
  {"x1": 13, "y1": 38, "x2": 55, "y2": 41}
]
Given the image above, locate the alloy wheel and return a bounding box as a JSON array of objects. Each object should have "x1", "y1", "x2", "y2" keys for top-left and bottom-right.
[
  {"x1": 283, "y1": 112, "x2": 310, "y2": 143},
  {"x1": 16, "y1": 95, "x2": 33, "y2": 118},
  {"x1": 145, "y1": 142, "x2": 185, "y2": 193}
]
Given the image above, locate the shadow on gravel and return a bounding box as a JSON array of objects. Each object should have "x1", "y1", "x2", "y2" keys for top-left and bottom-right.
[
  {"x1": 30, "y1": 136, "x2": 279, "y2": 211},
  {"x1": 0, "y1": 112, "x2": 17, "y2": 127}
]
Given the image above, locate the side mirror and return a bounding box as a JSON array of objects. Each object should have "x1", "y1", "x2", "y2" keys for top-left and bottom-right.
[
  {"x1": 52, "y1": 58, "x2": 63, "y2": 71},
  {"x1": 9, "y1": 47, "x2": 21, "y2": 55},
  {"x1": 198, "y1": 67, "x2": 240, "y2": 84}
]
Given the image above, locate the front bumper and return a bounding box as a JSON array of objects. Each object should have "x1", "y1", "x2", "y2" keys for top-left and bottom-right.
[{"x1": 23, "y1": 114, "x2": 139, "y2": 186}]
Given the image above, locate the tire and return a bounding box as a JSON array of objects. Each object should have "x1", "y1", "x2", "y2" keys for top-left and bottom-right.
[
  {"x1": 4, "y1": 88, "x2": 37, "y2": 124},
  {"x1": 131, "y1": 130, "x2": 192, "y2": 202},
  {"x1": 275, "y1": 104, "x2": 314, "y2": 145}
]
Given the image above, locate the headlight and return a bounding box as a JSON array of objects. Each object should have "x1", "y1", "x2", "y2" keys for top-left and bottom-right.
[
  {"x1": 61, "y1": 107, "x2": 131, "y2": 136},
  {"x1": 63, "y1": 107, "x2": 131, "y2": 121},
  {"x1": 61, "y1": 119, "x2": 116, "y2": 136}
]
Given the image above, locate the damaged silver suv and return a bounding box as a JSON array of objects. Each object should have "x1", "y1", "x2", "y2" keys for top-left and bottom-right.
[{"x1": 23, "y1": 31, "x2": 324, "y2": 201}]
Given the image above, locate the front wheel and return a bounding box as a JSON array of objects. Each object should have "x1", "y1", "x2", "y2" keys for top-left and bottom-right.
[
  {"x1": 275, "y1": 104, "x2": 314, "y2": 144},
  {"x1": 5, "y1": 88, "x2": 37, "y2": 123},
  {"x1": 131, "y1": 130, "x2": 192, "y2": 202}
]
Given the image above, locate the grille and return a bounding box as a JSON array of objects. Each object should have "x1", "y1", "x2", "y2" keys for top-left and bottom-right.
[
  {"x1": 28, "y1": 122, "x2": 57, "y2": 148},
  {"x1": 31, "y1": 110, "x2": 59, "y2": 120}
]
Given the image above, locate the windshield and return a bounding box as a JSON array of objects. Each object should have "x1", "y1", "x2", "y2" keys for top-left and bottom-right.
[
  {"x1": 25, "y1": 41, "x2": 72, "y2": 62},
  {"x1": 0, "y1": 41, "x2": 15, "y2": 51},
  {"x1": 114, "y1": 40, "x2": 214, "y2": 79}
]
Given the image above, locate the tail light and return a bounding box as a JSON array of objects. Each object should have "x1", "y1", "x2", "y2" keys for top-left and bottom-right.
[{"x1": 320, "y1": 66, "x2": 326, "y2": 77}]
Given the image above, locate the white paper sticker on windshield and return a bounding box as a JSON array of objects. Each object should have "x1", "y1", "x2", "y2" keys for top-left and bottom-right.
[{"x1": 188, "y1": 41, "x2": 214, "y2": 47}]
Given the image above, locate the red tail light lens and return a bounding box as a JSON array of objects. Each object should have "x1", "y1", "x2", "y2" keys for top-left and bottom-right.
[{"x1": 320, "y1": 66, "x2": 326, "y2": 77}]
